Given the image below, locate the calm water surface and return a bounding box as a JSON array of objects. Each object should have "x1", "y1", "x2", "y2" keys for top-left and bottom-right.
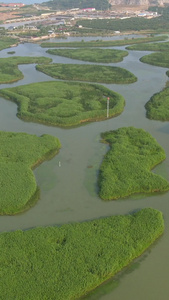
[{"x1": 0, "y1": 37, "x2": 169, "y2": 300}]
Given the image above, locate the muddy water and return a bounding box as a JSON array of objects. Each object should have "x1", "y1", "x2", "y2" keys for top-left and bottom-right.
[{"x1": 0, "y1": 37, "x2": 169, "y2": 300}]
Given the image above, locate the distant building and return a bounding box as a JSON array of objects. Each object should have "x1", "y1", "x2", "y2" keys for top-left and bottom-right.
[
  {"x1": 70, "y1": 8, "x2": 79, "y2": 11},
  {"x1": 8, "y1": 26, "x2": 16, "y2": 30},
  {"x1": 81, "y1": 8, "x2": 96, "y2": 12},
  {"x1": 0, "y1": 3, "x2": 25, "y2": 7},
  {"x1": 138, "y1": 13, "x2": 147, "y2": 17}
]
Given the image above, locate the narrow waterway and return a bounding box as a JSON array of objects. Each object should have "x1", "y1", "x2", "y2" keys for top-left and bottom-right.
[{"x1": 0, "y1": 36, "x2": 169, "y2": 300}]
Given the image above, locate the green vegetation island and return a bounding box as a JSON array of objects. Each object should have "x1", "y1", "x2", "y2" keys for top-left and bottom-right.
[
  {"x1": 7, "y1": 51, "x2": 16, "y2": 55},
  {"x1": 0, "y1": 36, "x2": 18, "y2": 51},
  {"x1": 126, "y1": 41, "x2": 169, "y2": 51},
  {"x1": 36, "y1": 63, "x2": 137, "y2": 84},
  {"x1": 145, "y1": 87, "x2": 169, "y2": 121},
  {"x1": 46, "y1": 48, "x2": 128, "y2": 63},
  {"x1": 40, "y1": 35, "x2": 167, "y2": 48},
  {"x1": 0, "y1": 208, "x2": 164, "y2": 299},
  {"x1": 140, "y1": 52, "x2": 169, "y2": 68},
  {"x1": 0, "y1": 81, "x2": 125, "y2": 127},
  {"x1": 0, "y1": 56, "x2": 52, "y2": 84},
  {"x1": 0, "y1": 131, "x2": 61, "y2": 215},
  {"x1": 98, "y1": 127, "x2": 169, "y2": 200}
]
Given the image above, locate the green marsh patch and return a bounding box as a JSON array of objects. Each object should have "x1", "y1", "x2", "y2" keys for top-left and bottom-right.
[
  {"x1": 36, "y1": 63, "x2": 137, "y2": 84},
  {"x1": 7, "y1": 51, "x2": 15, "y2": 55},
  {"x1": 0, "y1": 56, "x2": 52, "y2": 84},
  {"x1": 98, "y1": 127, "x2": 169, "y2": 200},
  {"x1": 0, "y1": 208, "x2": 164, "y2": 299},
  {"x1": 46, "y1": 48, "x2": 128, "y2": 63},
  {"x1": 0, "y1": 36, "x2": 18, "y2": 51},
  {"x1": 0, "y1": 131, "x2": 61, "y2": 215},
  {"x1": 145, "y1": 87, "x2": 169, "y2": 120},
  {"x1": 140, "y1": 52, "x2": 169, "y2": 68},
  {"x1": 0, "y1": 81, "x2": 125, "y2": 127},
  {"x1": 40, "y1": 35, "x2": 167, "y2": 48},
  {"x1": 126, "y1": 41, "x2": 169, "y2": 51}
]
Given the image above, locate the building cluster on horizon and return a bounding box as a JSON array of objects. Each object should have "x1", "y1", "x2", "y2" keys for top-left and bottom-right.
[
  {"x1": 70, "y1": 7, "x2": 96, "y2": 12},
  {"x1": 0, "y1": 3, "x2": 25, "y2": 7}
]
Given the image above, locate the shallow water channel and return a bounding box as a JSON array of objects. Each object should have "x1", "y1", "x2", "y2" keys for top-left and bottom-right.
[{"x1": 0, "y1": 35, "x2": 169, "y2": 300}]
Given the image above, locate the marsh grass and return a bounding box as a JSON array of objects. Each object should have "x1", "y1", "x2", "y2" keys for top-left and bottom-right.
[
  {"x1": 0, "y1": 56, "x2": 52, "y2": 84},
  {"x1": 126, "y1": 41, "x2": 169, "y2": 51},
  {"x1": 0, "y1": 208, "x2": 164, "y2": 300},
  {"x1": 0, "y1": 131, "x2": 61, "y2": 215},
  {"x1": 7, "y1": 51, "x2": 15, "y2": 55},
  {"x1": 0, "y1": 36, "x2": 18, "y2": 51},
  {"x1": 40, "y1": 35, "x2": 167, "y2": 48},
  {"x1": 98, "y1": 127, "x2": 169, "y2": 200},
  {"x1": 36, "y1": 63, "x2": 137, "y2": 84},
  {"x1": 140, "y1": 52, "x2": 169, "y2": 68},
  {"x1": 46, "y1": 48, "x2": 128, "y2": 63},
  {"x1": 145, "y1": 87, "x2": 169, "y2": 120},
  {"x1": 0, "y1": 81, "x2": 125, "y2": 127}
]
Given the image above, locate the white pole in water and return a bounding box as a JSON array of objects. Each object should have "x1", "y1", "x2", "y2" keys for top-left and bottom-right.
[{"x1": 107, "y1": 97, "x2": 110, "y2": 118}]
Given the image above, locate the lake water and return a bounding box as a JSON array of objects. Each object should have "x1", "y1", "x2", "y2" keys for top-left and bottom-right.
[{"x1": 0, "y1": 36, "x2": 169, "y2": 300}]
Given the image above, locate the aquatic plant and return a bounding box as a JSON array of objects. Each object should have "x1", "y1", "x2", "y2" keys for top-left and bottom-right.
[
  {"x1": 36, "y1": 63, "x2": 137, "y2": 84},
  {"x1": 40, "y1": 35, "x2": 167, "y2": 48},
  {"x1": 46, "y1": 48, "x2": 128, "y2": 63},
  {"x1": 0, "y1": 56, "x2": 52, "y2": 84},
  {"x1": 0, "y1": 208, "x2": 164, "y2": 299},
  {"x1": 0, "y1": 36, "x2": 18, "y2": 51},
  {"x1": 145, "y1": 87, "x2": 169, "y2": 120},
  {"x1": 126, "y1": 41, "x2": 169, "y2": 51},
  {"x1": 98, "y1": 127, "x2": 169, "y2": 200},
  {"x1": 0, "y1": 81, "x2": 125, "y2": 127},
  {"x1": 0, "y1": 131, "x2": 61, "y2": 214},
  {"x1": 140, "y1": 52, "x2": 169, "y2": 68}
]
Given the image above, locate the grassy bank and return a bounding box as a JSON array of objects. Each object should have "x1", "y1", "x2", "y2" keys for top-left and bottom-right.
[
  {"x1": 46, "y1": 48, "x2": 128, "y2": 63},
  {"x1": 0, "y1": 208, "x2": 164, "y2": 299},
  {"x1": 0, "y1": 81, "x2": 125, "y2": 127},
  {"x1": 36, "y1": 63, "x2": 137, "y2": 84},
  {"x1": 98, "y1": 127, "x2": 169, "y2": 200},
  {"x1": 145, "y1": 87, "x2": 169, "y2": 120},
  {"x1": 126, "y1": 41, "x2": 169, "y2": 51},
  {"x1": 0, "y1": 56, "x2": 52, "y2": 84},
  {"x1": 0, "y1": 36, "x2": 18, "y2": 51},
  {"x1": 40, "y1": 35, "x2": 167, "y2": 48},
  {"x1": 140, "y1": 52, "x2": 169, "y2": 68},
  {"x1": 0, "y1": 131, "x2": 61, "y2": 215}
]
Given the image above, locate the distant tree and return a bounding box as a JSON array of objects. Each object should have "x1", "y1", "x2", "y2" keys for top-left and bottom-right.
[{"x1": 41, "y1": 0, "x2": 111, "y2": 10}]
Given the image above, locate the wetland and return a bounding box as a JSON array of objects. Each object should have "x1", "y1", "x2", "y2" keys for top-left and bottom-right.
[{"x1": 1, "y1": 35, "x2": 169, "y2": 300}]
